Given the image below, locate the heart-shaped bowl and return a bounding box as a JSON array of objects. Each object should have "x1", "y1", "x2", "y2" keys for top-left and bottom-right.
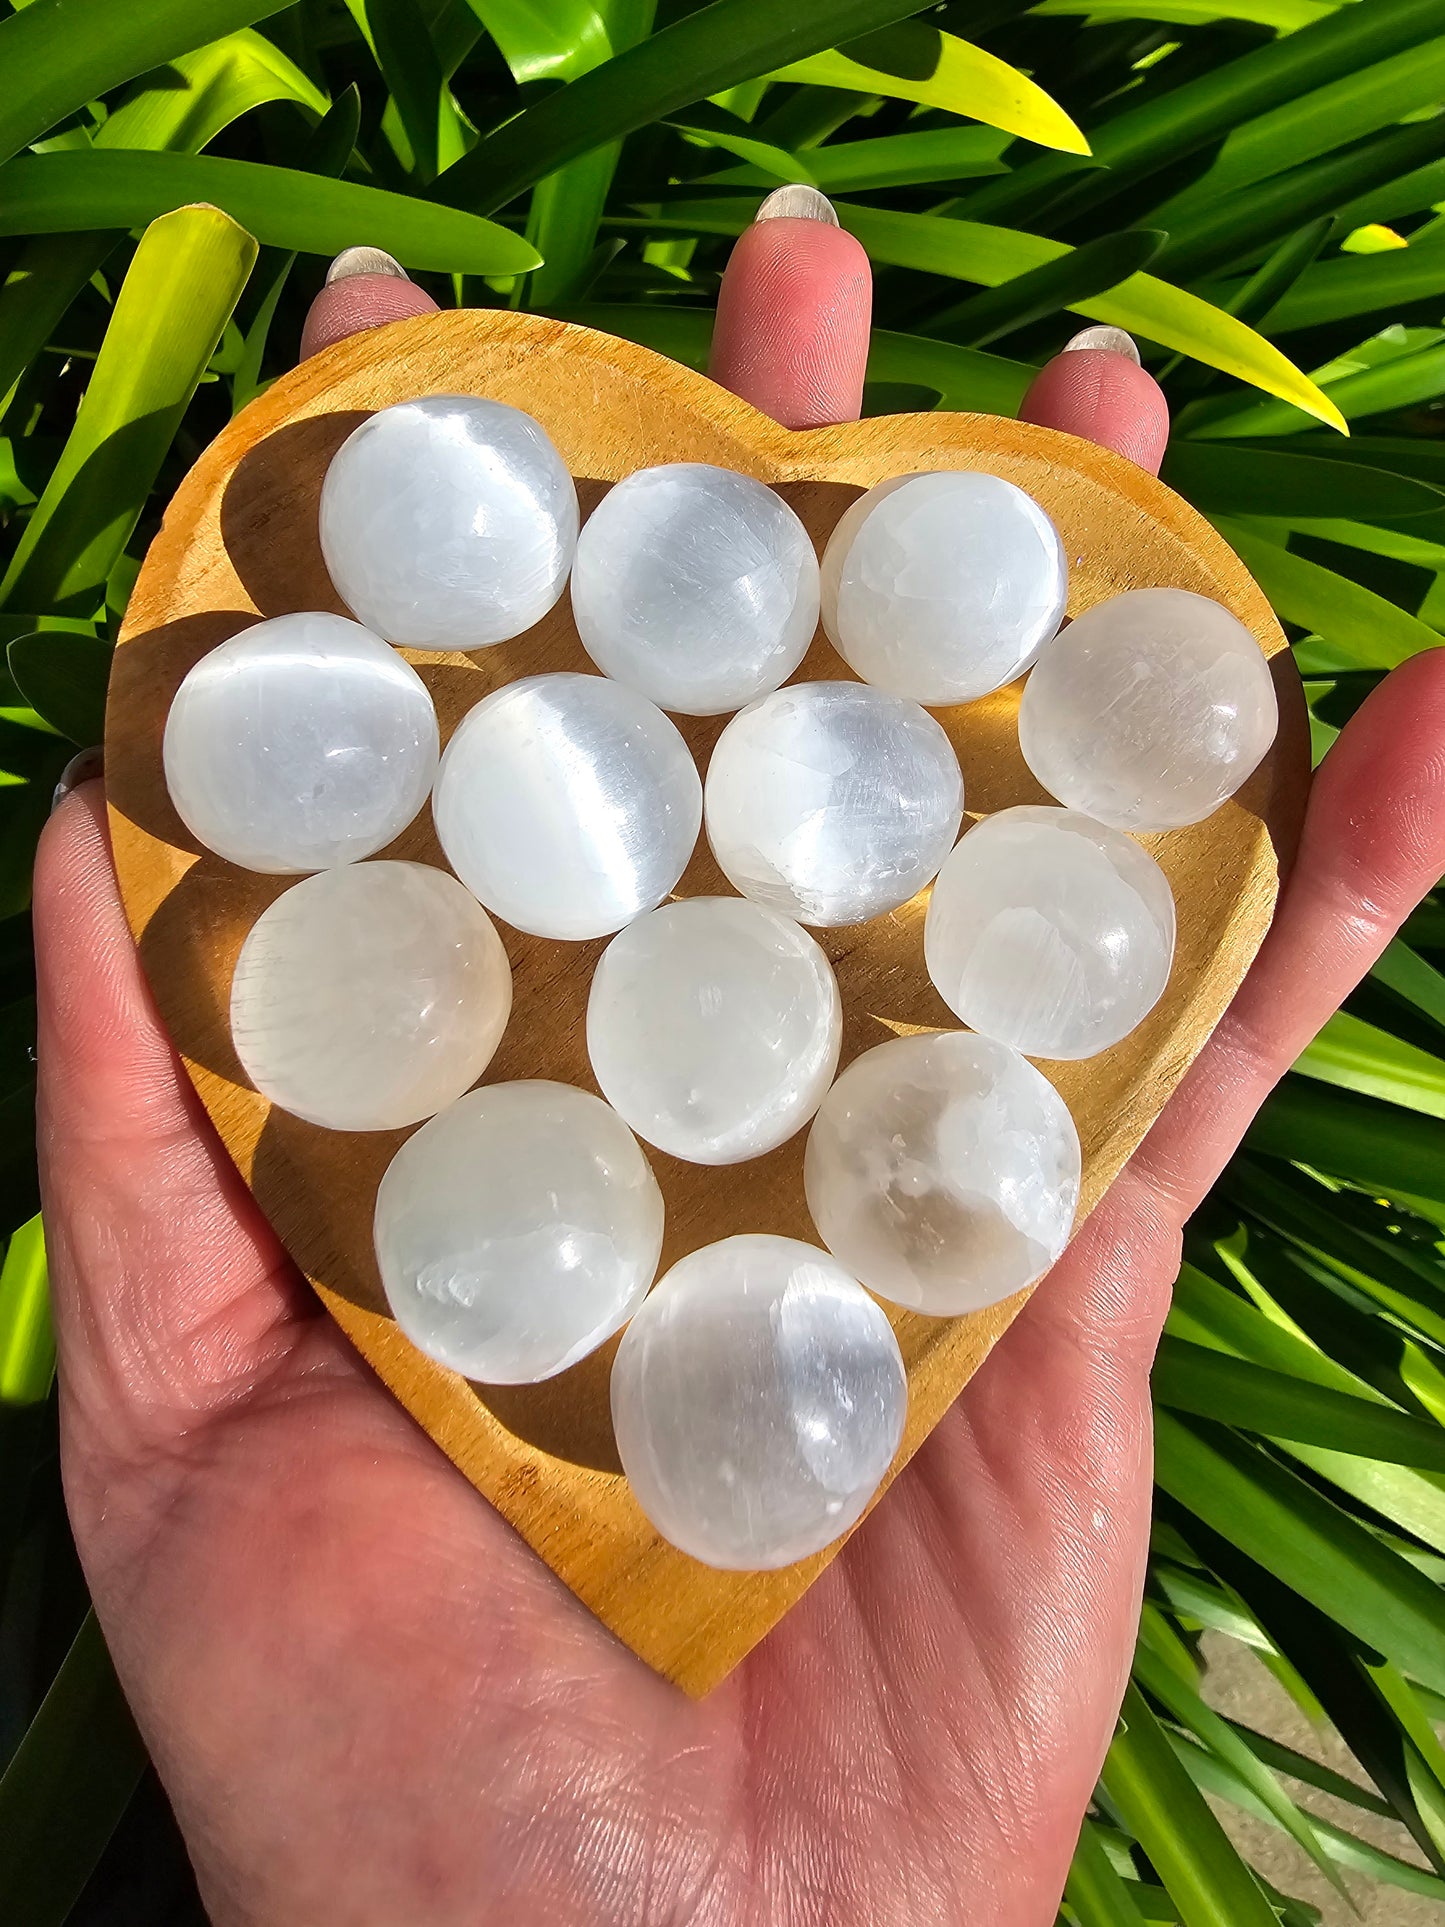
[{"x1": 106, "y1": 308, "x2": 1308, "y2": 1695}]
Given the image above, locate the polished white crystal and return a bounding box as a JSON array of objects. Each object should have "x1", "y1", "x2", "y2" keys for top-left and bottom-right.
[
  {"x1": 1018, "y1": 587, "x2": 1279, "y2": 831},
  {"x1": 162, "y1": 612, "x2": 438, "y2": 873},
  {"x1": 820, "y1": 471, "x2": 1067, "y2": 703},
  {"x1": 804, "y1": 1031, "x2": 1080, "y2": 1315},
  {"x1": 319, "y1": 394, "x2": 579, "y2": 651},
  {"x1": 704, "y1": 680, "x2": 963, "y2": 926},
  {"x1": 611, "y1": 1234, "x2": 906, "y2": 1568},
  {"x1": 924, "y1": 806, "x2": 1176, "y2": 1060},
  {"x1": 587, "y1": 897, "x2": 841, "y2": 1164},
  {"x1": 433, "y1": 672, "x2": 702, "y2": 940},
  {"x1": 571, "y1": 463, "x2": 820, "y2": 715},
  {"x1": 230, "y1": 861, "x2": 511, "y2": 1131},
  {"x1": 374, "y1": 1081, "x2": 663, "y2": 1383}
]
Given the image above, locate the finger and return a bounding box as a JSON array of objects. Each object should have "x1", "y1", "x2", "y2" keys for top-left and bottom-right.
[
  {"x1": 33, "y1": 785, "x2": 323, "y2": 1435},
  {"x1": 298, "y1": 247, "x2": 439, "y2": 362},
  {"x1": 1019, "y1": 328, "x2": 1170, "y2": 476},
  {"x1": 707, "y1": 187, "x2": 873, "y2": 430}
]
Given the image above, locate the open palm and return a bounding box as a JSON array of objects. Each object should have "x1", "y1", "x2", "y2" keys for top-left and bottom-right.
[{"x1": 35, "y1": 207, "x2": 1445, "y2": 1926}]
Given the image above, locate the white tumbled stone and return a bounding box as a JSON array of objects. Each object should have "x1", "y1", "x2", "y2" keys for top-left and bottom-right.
[
  {"x1": 319, "y1": 394, "x2": 578, "y2": 650},
  {"x1": 704, "y1": 680, "x2": 963, "y2": 926},
  {"x1": 163, "y1": 612, "x2": 437, "y2": 873},
  {"x1": 571, "y1": 463, "x2": 820, "y2": 715},
  {"x1": 1018, "y1": 587, "x2": 1279, "y2": 831},
  {"x1": 230, "y1": 861, "x2": 511, "y2": 1131},
  {"x1": 374, "y1": 1081, "x2": 663, "y2": 1383},
  {"x1": 804, "y1": 1031, "x2": 1080, "y2": 1315},
  {"x1": 924, "y1": 807, "x2": 1175, "y2": 1060},
  {"x1": 433, "y1": 672, "x2": 702, "y2": 940},
  {"x1": 820, "y1": 471, "x2": 1067, "y2": 703},
  {"x1": 611, "y1": 1234, "x2": 906, "y2": 1568},
  {"x1": 587, "y1": 897, "x2": 841, "y2": 1164}
]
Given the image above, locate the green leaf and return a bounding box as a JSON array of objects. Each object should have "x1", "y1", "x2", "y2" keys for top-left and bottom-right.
[
  {"x1": 0, "y1": 150, "x2": 539, "y2": 276},
  {"x1": 1210, "y1": 522, "x2": 1441, "y2": 669},
  {"x1": 6, "y1": 632, "x2": 111, "y2": 745},
  {"x1": 1264, "y1": 238, "x2": 1445, "y2": 333},
  {"x1": 1294, "y1": 1010, "x2": 1445, "y2": 1120},
  {"x1": 1166, "y1": 440, "x2": 1441, "y2": 518},
  {"x1": 0, "y1": 1214, "x2": 50, "y2": 1408},
  {"x1": 1186, "y1": 336, "x2": 1445, "y2": 440},
  {"x1": 702, "y1": 125, "x2": 1010, "y2": 193},
  {"x1": 1063, "y1": 1816, "x2": 1153, "y2": 1927},
  {"x1": 0, "y1": 203, "x2": 258, "y2": 618},
  {"x1": 95, "y1": 27, "x2": 328, "y2": 154},
  {"x1": 1032, "y1": 0, "x2": 1332, "y2": 25},
  {"x1": 1374, "y1": 939, "x2": 1445, "y2": 1033},
  {"x1": 668, "y1": 106, "x2": 816, "y2": 187},
  {"x1": 1154, "y1": 1336, "x2": 1445, "y2": 1470},
  {"x1": 0, "y1": 0, "x2": 296, "y2": 170},
  {"x1": 0, "y1": 1610, "x2": 146, "y2": 1926},
  {"x1": 365, "y1": 0, "x2": 450, "y2": 182},
  {"x1": 1100, "y1": 1683, "x2": 1281, "y2": 1927},
  {"x1": 927, "y1": 228, "x2": 1167, "y2": 348},
  {"x1": 467, "y1": 0, "x2": 614, "y2": 83},
  {"x1": 1154, "y1": 1410, "x2": 1445, "y2": 1694},
  {"x1": 0, "y1": 230, "x2": 114, "y2": 409},
  {"x1": 770, "y1": 22, "x2": 1089, "y2": 156},
  {"x1": 432, "y1": 0, "x2": 952, "y2": 214},
  {"x1": 641, "y1": 197, "x2": 1345, "y2": 428},
  {"x1": 1131, "y1": 1639, "x2": 1347, "y2": 1896}
]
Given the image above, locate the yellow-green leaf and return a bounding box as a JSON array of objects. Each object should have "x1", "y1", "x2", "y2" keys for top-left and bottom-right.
[
  {"x1": 772, "y1": 24, "x2": 1090, "y2": 156},
  {"x1": 95, "y1": 27, "x2": 327, "y2": 155}
]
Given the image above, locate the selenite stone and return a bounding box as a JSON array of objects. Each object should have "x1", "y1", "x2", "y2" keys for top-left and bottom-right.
[
  {"x1": 1017, "y1": 587, "x2": 1279, "y2": 831},
  {"x1": 923, "y1": 806, "x2": 1176, "y2": 1059},
  {"x1": 571, "y1": 463, "x2": 820, "y2": 715},
  {"x1": 432, "y1": 672, "x2": 702, "y2": 940},
  {"x1": 587, "y1": 897, "x2": 842, "y2": 1164},
  {"x1": 319, "y1": 394, "x2": 579, "y2": 650},
  {"x1": 804, "y1": 1031, "x2": 1081, "y2": 1315},
  {"x1": 611, "y1": 1234, "x2": 906, "y2": 1568},
  {"x1": 230, "y1": 861, "x2": 512, "y2": 1131},
  {"x1": 163, "y1": 612, "x2": 438, "y2": 873},
  {"x1": 819, "y1": 471, "x2": 1067, "y2": 703},
  {"x1": 374, "y1": 1081, "x2": 663, "y2": 1383},
  {"x1": 704, "y1": 680, "x2": 963, "y2": 926}
]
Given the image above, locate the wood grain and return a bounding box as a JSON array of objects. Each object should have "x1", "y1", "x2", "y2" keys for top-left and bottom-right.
[{"x1": 105, "y1": 309, "x2": 1308, "y2": 1696}]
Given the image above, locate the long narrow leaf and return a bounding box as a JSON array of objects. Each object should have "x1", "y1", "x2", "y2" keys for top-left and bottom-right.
[
  {"x1": 1294, "y1": 1010, "x2": 1445, "y2": 1120},
  {"x1": 0, "y1": 1215, "x2": 50, "y2": 1409}
]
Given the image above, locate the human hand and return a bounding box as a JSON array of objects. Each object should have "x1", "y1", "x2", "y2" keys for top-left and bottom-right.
[{"x1": 35, "y1": 196, "x2": 1445, "y2": 1926}]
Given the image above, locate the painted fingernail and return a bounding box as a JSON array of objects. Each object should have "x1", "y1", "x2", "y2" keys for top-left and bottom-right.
[
  {"x1": 1062, "y1": 325, "x2": 1141, "y2": 365},
  {"x1": 52, "y1": 746, "x2": 103, "y2": 811},
  {"x1": 325, "y1": 246, "x2": 410, "y2": 286},
  {"x1": 755, "y1": 185, "x2": 840, "y2": 227}
]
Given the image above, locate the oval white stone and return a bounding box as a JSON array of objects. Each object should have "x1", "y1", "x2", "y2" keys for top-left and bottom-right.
[
  {"x1": 433, "y1": 672, "x2": 702, "y2": 940},
  {"x1": 162, "y1": 612, "x2": 438, "y2": 873},
  {"x1": 571, "y1": 463, "x2": 820, "y2": 715},
  {"x1": 804, "y1": 1030, "x2": 1081, "y2": 1315},
  {"x1": 820, "y1": 471, "x2": 1067, "y2": 703},
  {"x1": 319, "y1": 394, "x2": 579, "y2": 651},
  {"x1": 704, "y1": 680, "x2": 963, "y2": 926},
  {"x1": 587, "y1": 897, "x2": 841, "y2": 1164},
  {"x1": 924, "y1": 806, "x2": 1176, "y2": 1059},
  {"x1": 374, "y1": 1081, "x2": 663, "y2": 1384},
  {"x1": 611, "y1": 1234, "x2": 906, "y2": 1568},
  {"x1": 1018, "y1": 587, "x2": 1279, "y2": 831},
  {"x1": 230, "y1": 861, "x2": 512, "y2": 1131}
]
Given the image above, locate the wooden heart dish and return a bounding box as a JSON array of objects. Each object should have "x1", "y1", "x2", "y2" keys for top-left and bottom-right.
[{"x1": 106, "y1": 308, "x2": 1307, "y2": 1696}]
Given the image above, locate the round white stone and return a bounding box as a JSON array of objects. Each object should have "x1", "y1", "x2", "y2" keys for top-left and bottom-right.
[
  {"x1": 704, "y1": 680, "x2": 963, "y2": 927},
  {"x1": 611, "y1": 1234, "x2": 906, "y2": 1568},
  {"x1": 820, "y1": 471, "x2": 1067, "y2": 703},
  {"x1": 374, "y1": 1081, "x2": 663, "y2": 1383},
  {"x1": 571, "y1": 463, "x2": 820, "y2": 716},
  {"x1": 230, "y1": 861, "x2": 511, "y2": 1131},
  {"x1": 433, "y1": 672, "x2": 702, "y2": 940},
  {"x1": 1018, "y1": 587, "x2": 1279, "y2": 831},
  {"x1": 804, "y1": 1031, "x2": 1080, "y2": 1315},
  {"x1": 924, "y1": 806, "x2": 1176, "y2": 1060},
  {"x1": 162, "y1": 612, "x2": 438, "y2": 873},
  {"x1": 319, "y1": 394, "x2": 579, "y2": 651},
  {"x1": 587, "y1": 897, "x2": 841, "y2": 1164}
]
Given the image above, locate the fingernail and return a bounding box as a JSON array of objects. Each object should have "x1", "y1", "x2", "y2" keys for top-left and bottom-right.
[
  {"x1": 325, "y1": 246, "x2": 409, "y2": 286},
  {"x1": 755, "y1": 185, "x2": 839, "y2": 227},
  {"x1": 52, "y1": 746, "x2": 103, "y2": 812},
  {"x1": 1062, "y1": 325, "x2": 1141, "y2": 365}
]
